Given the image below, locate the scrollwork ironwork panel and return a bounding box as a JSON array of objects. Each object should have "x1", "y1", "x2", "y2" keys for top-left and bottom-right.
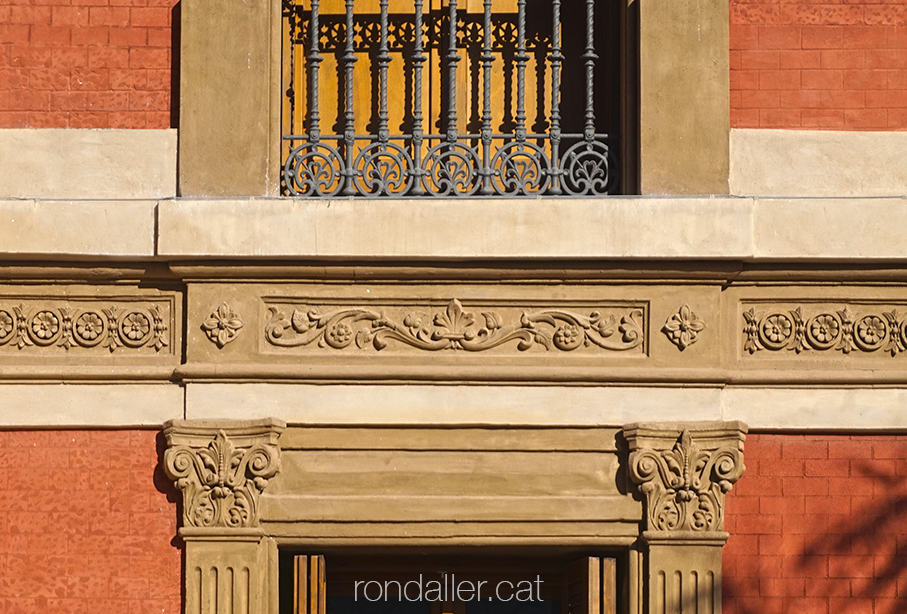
[{"x1": 282, "y1": 1, "x2": 616, "y2": 197}]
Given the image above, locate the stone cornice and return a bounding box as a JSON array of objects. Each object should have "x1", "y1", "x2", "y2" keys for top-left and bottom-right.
[
  {"x1": 624, "y1": 421, "x2": 747, "y2": 537},
  {"x1": 163, "y1": 418, "x2": 286, "y2": 531}
]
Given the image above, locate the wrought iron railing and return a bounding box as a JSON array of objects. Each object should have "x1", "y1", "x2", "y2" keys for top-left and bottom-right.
[{"x1": 282, "y1": 0, "x2": 615, "y2": 197}]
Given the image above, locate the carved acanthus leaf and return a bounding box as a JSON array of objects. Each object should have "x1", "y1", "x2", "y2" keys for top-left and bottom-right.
[
  {"x1": 629, "y1": 430, "x2": 745, "y2": 533},
  {"x1": 164, "y1": 430, "x2": 280, "y2": 529}
]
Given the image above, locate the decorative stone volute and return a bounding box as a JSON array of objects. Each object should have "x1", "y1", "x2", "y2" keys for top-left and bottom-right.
[
  {"x1": 625, "y1": 421, "x2": 747, "y2": 536},
  {"x1": 163, "y1": 419, "x2": 286, "y2": 531}
]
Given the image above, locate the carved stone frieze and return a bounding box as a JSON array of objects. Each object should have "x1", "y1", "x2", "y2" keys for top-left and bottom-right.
[
  {"x1": 662, "y1": 305, "x2": 705, "y2": 351},
  {"x1": 163, "y1": 419, "x2": 285, "y2": 530},
  {"x1": 744, "y1": 304, "x2": 907, "y2": 357},
  {"x1": 201, "y1": 302, "x2": 244, "y2": 348},
  {"x1": 626, "y1": 423, "x2": 746, "y2": 534},
  {"x1": 0, "y1": 299, "x2": 170, "y2": 353},
  {"x1": 264, "y1": 298, "x2": 646, "y2": 354}
]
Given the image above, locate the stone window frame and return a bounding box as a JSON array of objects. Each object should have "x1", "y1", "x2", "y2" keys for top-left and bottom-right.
[
  {"x1": 175, "y1": 0, "x2": 730, "y2": 198},
  {"x1": 162, "y1": 419, "x2": 747, "y2": 614}
]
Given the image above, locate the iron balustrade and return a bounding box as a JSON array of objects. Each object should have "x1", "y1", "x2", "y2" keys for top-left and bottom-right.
[{"x1": 282, "y1": 0, "x2": 615, "y2": 197}]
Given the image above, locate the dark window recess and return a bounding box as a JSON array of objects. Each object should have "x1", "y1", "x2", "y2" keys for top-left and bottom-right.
[
  {"x1": 279, "y1": 553, "x2": 620, "y2": 614},
  {"x1": 281, "y1": 0, "x2": 623, "y2": 197}
]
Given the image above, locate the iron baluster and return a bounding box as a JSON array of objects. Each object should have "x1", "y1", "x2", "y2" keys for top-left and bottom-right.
[
  {"x1": 307, "y1": 0, "x2": 322, "y2": 143},
  {"x1": 377, "y1": 0, "x2": 390, "y2": 144},
  {"x1": 286, "y1": 0, "x2": 296, "y2": 140},
  {"x1": 548, "y1": 0, "x2": 564, "y2": 194},
  {"x1": 514, "y1": 0, "x2": 528, "y2": 143},
  {"x1": 446, "y1": 0, "x2": 459, "y2": 143},
  {"x1": 479, "y1": 0, "x2": 494, "y2": 195},
  {"x1": 342, "y1": 0, "x2": 357, "y2": 195},
  {"x1": 583, "y1": 0, "x2": 598, "y2": 143},
  {"x1": 411, "y1": 0, "x2": 427, "y2": 195}
]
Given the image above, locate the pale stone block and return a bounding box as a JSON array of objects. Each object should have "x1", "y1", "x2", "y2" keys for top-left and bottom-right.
[
  {"x1": 185, "y1": 384, "x2": 907, "y2": 429},
  {"x1": 753, "y1": 197, "x2": 907, "y2": 260},
  {"x1": 0, "y1": 199, "x2": 157, "y2": 256},
  {"x1": 184, "y1": 383, "x2": 724, "y2": 424},
  {"x1": 731, "y1": 129, "x2": 907, "y2": 197},
  {"x1": 0, "y1": 129, "x2": 177, "y2": 199},
  {"x1": 721, "y1": 387, "x2": 907, "y2": 429},
  {"x1": 0, "y1": 383, "x2": 183, "y2": 426},
  {"x1": 157, "y1": 197, "x2": 753, "y2": 259}
]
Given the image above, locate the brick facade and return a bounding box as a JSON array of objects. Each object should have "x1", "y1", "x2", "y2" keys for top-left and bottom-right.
[
  {"x1": 2, "y1": 429, "x2": 903, "y2": 613},
  {"x1": 3, "y1": 0, "x2": 906, "y2": 130},
  {"x1": 0, "y1": 430, "x2": 181, "y2": 613},
  {"x1": 730, "y1": 0, "x2": 907, "y2": 129},
  {"x1": 724, "y1": 434, "x2": 907, "y2": 614},
  {"x1": 0, "y1": 0, "x2": 174, "y2": 129}
]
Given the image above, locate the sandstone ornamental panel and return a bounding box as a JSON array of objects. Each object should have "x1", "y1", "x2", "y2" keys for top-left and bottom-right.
[
  {"x1": 261, "y1": 297, "x2": 647, "y2": 355},
  {"x1": 741, "y1": 301, "x2": 907, "y2": 359},
  {"x1": 0, "y1": 294, "x2": 176, "y2": 357}
]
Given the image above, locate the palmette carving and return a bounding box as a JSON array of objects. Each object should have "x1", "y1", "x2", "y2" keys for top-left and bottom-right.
[
  {"x1": 164, "y1": 430, "x2": 280, "y2": 529},
  {"x1": 629, "y1": 431, "x2": 744, "y2": 533},
  {"x1": 744, "y1": 305, "x2": 907, "y2": 356},
  {"x1": 264, "y1": 298, "x2": 644, "y2": 353}
]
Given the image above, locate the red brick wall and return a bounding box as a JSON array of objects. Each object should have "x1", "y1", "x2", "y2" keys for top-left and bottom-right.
[
  {"x1": 0, "y1": 0, "x2": 174, "y2": 128},
  {"x1": 731, "y1": 0, "x2": 907, "y2": 129},
  {"x1": 724, "y1": 434, "x2": 907, "y2": 614},
  {"x1": 0, "y1": 430, "x2": 181, "y2": 613}
]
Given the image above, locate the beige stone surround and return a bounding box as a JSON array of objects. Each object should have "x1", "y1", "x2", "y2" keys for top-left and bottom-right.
[{"x1": 161, "y1": 419, "x2": 747, "y2": 614}]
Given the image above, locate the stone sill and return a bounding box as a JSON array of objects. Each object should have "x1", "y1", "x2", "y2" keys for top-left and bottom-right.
[{"x1": 1, "y1": 196, "x2": 906, "y2": 261}]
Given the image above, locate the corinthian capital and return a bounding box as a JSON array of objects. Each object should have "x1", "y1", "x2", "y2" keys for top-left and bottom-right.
[
  {"x1": 624, "y1": 422, "x2": 747, "y2": 535},
  {"x1": 163, "y1": 419, "x2": 286, "y2": 530}
]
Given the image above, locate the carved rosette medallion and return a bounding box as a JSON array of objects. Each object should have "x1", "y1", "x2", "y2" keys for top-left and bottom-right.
[
  {"x1": 744, "y1": 305, "x2": 907, "y2": 357},
  {"x1": 662, "y1": 305, "x2": 705, "y2": 351},
  {"x1": 629, "y1": 430, "x2": 745, "y2": 533},
  {"x1": 201, "y1": 303, "x2": 244, "y2": 348},
  {"x1": 0, "y1": 300, "x2": 170, "y2": 353},
  {"x1": 164, "y1": 426, "x2": 282, "y2": 529},
  {"x1": 264, "y1": 298, "x2": 645, "y2": 354}
]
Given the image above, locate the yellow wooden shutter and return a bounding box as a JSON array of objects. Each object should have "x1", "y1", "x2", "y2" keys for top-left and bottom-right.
[
  {"x1": 294, "y1": 555, "x2": 327, "y2": 614},
  {"x1": 565, "y1": 557, "x2": 617, "y2": 614}
]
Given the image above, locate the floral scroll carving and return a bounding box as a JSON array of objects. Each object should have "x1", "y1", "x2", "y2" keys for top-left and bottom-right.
[
  {"x1": 264, "y1": 298, "x2": 644, "y2": 353},
  {"x1": 201, "y1": 303, "x2": 244, "y2": 348},
  {"x1": 164, "y1": 429, "x2": 281, "y2": 529},
  {"x1": 662, "y1": 305, "x2": 705, "y2": 351},
  {"x1": 0, "y1": 302, "x2": 169, "y2": 352},
  {"x1": 629, "y1": 430, "x2": 745, "y2": 533},
  {"x1": 744, "y1": 305, "x2": 907, "y2": 357}
]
